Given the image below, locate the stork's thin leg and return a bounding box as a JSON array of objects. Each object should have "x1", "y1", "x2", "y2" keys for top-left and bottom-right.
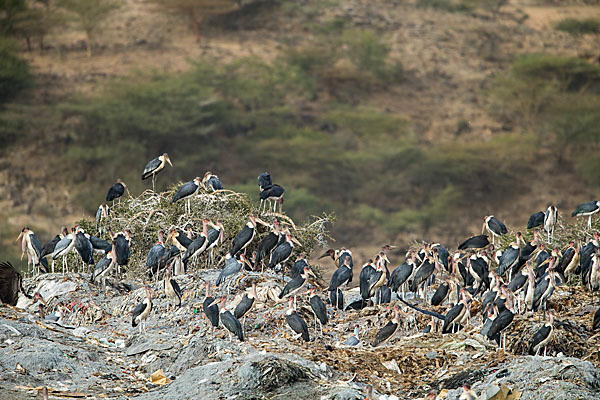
[{"x1": 152, "y1": 175, "x2": 156, "y2": 192}]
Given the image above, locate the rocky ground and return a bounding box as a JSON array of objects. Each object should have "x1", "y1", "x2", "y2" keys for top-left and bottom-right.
[{"x1": 1, "y1": 269, "x2": 600, "y2": 399}]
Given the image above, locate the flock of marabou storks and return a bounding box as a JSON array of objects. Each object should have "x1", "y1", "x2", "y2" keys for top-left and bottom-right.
[{"x1": 5, "y1": 152, "x2": 600, "y2": 362}]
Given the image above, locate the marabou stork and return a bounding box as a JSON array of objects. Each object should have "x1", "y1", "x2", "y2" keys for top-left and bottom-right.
[
  {"x1": 410, "y1": 256, "x2": 437, "y2": 303},
  {"x1": 166, "y1": 227, "x2": 192, "y2": 252},
  {"x1": 75, "y1": 227, "x2": 94, "y2": 270},
  {"x1": 164, "y1": 265, "x2": 182, "y2": 311},
  {"x1": 172, "y1": 177, "x2": 202, "y2": 214},
  {"x1": 205, "y1": 220, "x2": 225, "y2": 266},
  {"x1": 593, "y1": 307, "x2": 600, "y2": 331},
  {"x1": 111, "y1": 228, "x2": 132, "y2": 278},
  {"x1": 367, "y1": 257, "x2": 387, "y2": 299},
  {"x1": 88, "y1": 233, "x2": 111, "y2": 254},
  {"x1": 544, "y1": 205, "x2": 558, "y2": 243},
  {"x1": 533, "y1": 261, "x2": 556, "y2": 312},
  {"x1": 132, "y1": 286, "x2": 152, "y2": 333},
  {"x1": 255, "y1": 220, "x2": 281, "y2": 270},
  {"x1": 319, "y1": 247, "x2": 354, "y2": 269},
  {"x1": 234, "y1": 282, "x2": 258, "y2": 333},
  {"x1": 527, "y1": 211, "x2": 545, "y2": 229},
  {"x1": 203, "y1": 281, "x2": 219, "y2": 329},
  {"x1": 52, "y1": 227, "x2": 76, "y2": 274},
  {"x1": 390, "y1": 252, "x2": 415, "y2": 299},
  {"x1": 257, "y1": 172, "x2": 272, "y2": 210},
  {"x1": 559, "y1": 241, "x2": 580, "y2": 280},
  {"x1": 442, "y1": 289, "x2": 471, "y2": 334},
  {"x1": 91, "y1": 242, "x2": 116, "y2": 291},
  {"x1": 213, "y1": 297, "x2": 243, "y2": 341},
  {"x1": 480, "y1": 305, "x2": 498, "y2": 338},
  {"x1": 279, "y1": 266, "x2": 316, "y2": 299},
  {"x1": 359, "y1": 260, "x2": 376, "y2": 300},
  {"x1": 216, "y1": 253, "x2": 248, "y2": 288},
  {"x1": 328, "y1": 257, "x2": 353, "y2": 309},
  {"x1": 230, "y1": 215, "x2": 257, "y2": 257},
  {"x1": 17, "y1": 226, "x2": 47, "y2": 275},
  {"x1": 344, "y1": 325, "x2": 360, "y2": 346},
  {"x1": 534, "y1": 243, "x2": 550, "y2": 279},
  {"x1": 182, "y1": 219, "x2": 209, "y2": 269},
  {"x1": 202, "y1": 171, "x2": 223, "y2": 192},
  {"x1": 308, "y1": 287, "x2": 328, "y2": 334},
  {"x1": 458, "y1": 235, "x2": 490, "y2": 250},
  {"x1": 431, "y1": 243, "x2": 450, "y2": 272},
  {"x1": 260, "y1": 184, "x2": 285, "y2": 213},
  {"x1": 268, "y1": 233, "x2": 301, "y2": 272},
  {"x1": 372, "y1": 306, "x2": 400, "y2": 347},
  {"x1": 40, "y1": 226, "x2": 68, "y2": 273},
  {"x1": 106, "y1": 179, "x2": 129, "y2": 203},
  {"x1": 497, "y1": 241, "x2": 520, "y2": 280},
  {"x1": 431, "y1": 277, "x2": 450, "y2": 306},
  {"x1": 572, "y1": 201, "x2": 600, "y2": 229},
  {"x1": 142, "y1": 152, "x2": 172, "y2": 191},
  {"x1": 529, "y1": 311, "x2": 554, "y2": 356},
  {"x1": 483, "y1": 215, "x2": 508, "y2": 245},
  {"x1": 146, "y1": 230, "x2": 166, "y2": 278},
  {"x1": 487, "y1": 298, "x2": 515, "y2": 349},
  {"x1": 508, "y1": 261, "x2": 531, "y2": 313},
  {"x1": 95, "y1": 203, "x2": 110, "y2": 235},
  {"x1": 525, "y1": 264, "x2": 536, "y2": 312},
  {"x1": 285, "y1": 296, "x2": 309, "y2": 342},
  {"x1": 290, "y1": 254, "x2": 308, "y2": 279}
]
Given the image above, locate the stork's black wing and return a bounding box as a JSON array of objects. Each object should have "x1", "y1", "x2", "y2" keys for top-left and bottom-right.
[{"x1": 142, "y1": 156, "x2": 161, "y2": 180}]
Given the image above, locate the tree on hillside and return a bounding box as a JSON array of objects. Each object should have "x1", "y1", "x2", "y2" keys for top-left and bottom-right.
[
  {"x1": 56, "y1": 0, "x2": 120, "y2": 57},
  {"x1": 148, "y1": 0, "x2": 242, "y2": 42}
]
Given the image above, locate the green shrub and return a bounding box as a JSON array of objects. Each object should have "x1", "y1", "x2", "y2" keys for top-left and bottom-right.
[
  {"x1": 0, "y1": 39, "x2": 33, "y2": 103},
  {"x1": 555, "y1": 18, "x2": 600, "y2": 36}
]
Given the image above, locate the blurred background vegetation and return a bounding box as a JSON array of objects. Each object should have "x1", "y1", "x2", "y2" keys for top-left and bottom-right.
[{"x1": 2, "y1": 0, "x2": 600, "y2": 266}]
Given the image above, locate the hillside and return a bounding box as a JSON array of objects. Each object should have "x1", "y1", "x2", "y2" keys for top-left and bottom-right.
[{"x1": 2, "y1": 0, "x2": 600, "y2": 265}]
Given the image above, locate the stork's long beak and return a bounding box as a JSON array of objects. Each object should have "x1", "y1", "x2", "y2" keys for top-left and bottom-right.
[
  {"x1": 387, "y1": 245, "x2": 398, "y2": 249},
  {"x1": 318, "y1": 250, "x2": 331, "y2": 259},
  {"x1": 242, "y1": 257, "x2": 253, "y2": 271},
  {"x1": 165, "y1": 231, "x2": 174, "y2": 244},
  {"x1": 254, "y1": 216, "x2": 270, "y2": 228},
  {"x1": 292, "y1": 237, "x2": 302, "y2": 247},
  {"x1": 482, "y1": 221, "x2": 487, "y2": 235},
  {"x1": 208, "y1": 298, "x2": 220, "y2": 308},
  {"x1": 166, "y1": 156, "x2": 173, "y2": 167},
  {"x1": 307, "y1": 269, "x2": 317, "y2": 279},
  {"x1": 16, "y1": 231, "x2": 23, "y2": 242}
]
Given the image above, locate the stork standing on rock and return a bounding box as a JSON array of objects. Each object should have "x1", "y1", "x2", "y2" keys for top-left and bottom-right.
[
  {"x1": 372, "y1": 306, "x2": 400, "y2": 347},
  {"x1": 216, "y1": 296, "x2": 244, "y2": 342},
  {"x1": 308, "y1": 287, "x2": 328, "y2": 335},
  {"x1": 164, "y1": 265, "x2": 182, "y2": 311},
  {"x1": 91, "y1": 242, "x2": 116, "y2": 292},
  {"x1": 529, "y1": 311, "x2": 554, "y2": 356},
  {"x1": 328, "y1": 257, "x2": 353, "y2": 310},
  {"x1": 142, "y1": 153, "x2": 172, "y2": 191},
  {"x1": 17, "y1": 226, "x2": 47, "y2": 275},
  {"x1": 132, "y1": 286, "x2": 153, "y2": 333},
  {"x1": 40, "y1": 226, "x2": 68, "y2": 273},
  {"x1": 234, "y1": 282, "x2": 258, "y2": 334},
  {"x1": 203, "y1": 281, "x2": 219, "y2": 330},
  {"x1": 95, "y1": 203, "x2": 110, "y2": 235},
  {"x1": 52, "y1": 227, "x2": 76, "y2": 274},
  {"x1": 279, "y1": 266, "x2": 316, "y2": 299},
  {"x1": 285, "y1": 296, "x2": 309, "y2": 342},
  {"x1": 268, "y1": 232, "x2": 301, "y2": 273}
]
